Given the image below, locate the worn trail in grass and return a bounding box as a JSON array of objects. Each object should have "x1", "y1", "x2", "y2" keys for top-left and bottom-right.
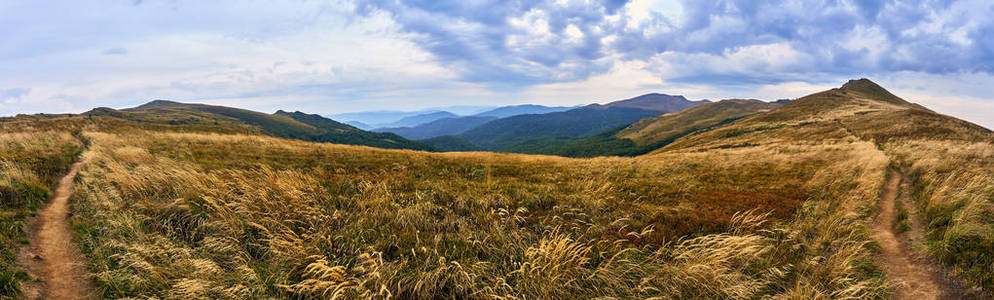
[
  {"x1": 15, "y1": 161, "x2": 95, "y2": 299},
  {"x1": 873, "y1": 168, "x2": 957, "y2": 299}
]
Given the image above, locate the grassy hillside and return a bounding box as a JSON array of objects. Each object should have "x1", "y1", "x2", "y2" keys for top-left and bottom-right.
[
  {"x1": 661, "y1": 78, "x2": 994, "y2": 292},
  {"x1": 619, "y1": 99, "x2": 780, "y2": 144},
  {"x1": 91, "y1": 100, "x2": 434, "y2": 151},
  {"x1": 551, "y1": 99, "x2": 781, "y2": 157}
]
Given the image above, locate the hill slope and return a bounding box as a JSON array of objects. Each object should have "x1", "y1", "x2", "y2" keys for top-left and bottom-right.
[
  {"x1": 553, "y1": 99, "x2": 782, "y2": 157},
  {"x1": 652, "y1": 79, "x2": 994, "y2": 293},
  {"x1": 96, "y1": 100, "x2": 434, "y2": 151}
]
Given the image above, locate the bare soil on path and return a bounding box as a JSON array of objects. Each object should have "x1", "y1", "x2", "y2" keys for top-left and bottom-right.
[
  {"x1": 15, "y1": 161, "x2": 96, "y2": 300},
  {"x1": 873, "y1": 168, "x2": 977, "y2": 299}
]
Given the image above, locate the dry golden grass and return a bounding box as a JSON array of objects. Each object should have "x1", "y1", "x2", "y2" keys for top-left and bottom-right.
[{"x1": 66, "y1": 128, "x2": 890, "y2": 299}]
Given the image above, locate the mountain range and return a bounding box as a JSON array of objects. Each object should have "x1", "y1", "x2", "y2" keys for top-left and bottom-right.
[
  {"x1": 433, "y1": 93, "x2": 710, "y2": 153},
  {"x1": 76, "y1": 80, "x2": 982, "y2": 161}
]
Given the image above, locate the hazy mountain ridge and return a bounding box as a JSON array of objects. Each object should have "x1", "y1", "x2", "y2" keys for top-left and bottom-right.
[
  {"x1": 374, "y1": 116, "x2": 499, "y2": 140},
  {"x1": 328, "y1": 106, "x2": 496, "y2": 126},
  {"x1": 472, "y1": 104, "x2": 577, "y2": 118},
  {"x1": 375, "y1": 111, "x2": 459, "y2": 129}
]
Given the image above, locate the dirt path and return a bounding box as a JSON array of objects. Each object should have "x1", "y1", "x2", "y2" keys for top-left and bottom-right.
[
  {"x1": 873, "y1": 168, "x2": 960, "y2": 299},
  {"x1": 15, "y1": 161, "x2": 96, "y2": 299}
]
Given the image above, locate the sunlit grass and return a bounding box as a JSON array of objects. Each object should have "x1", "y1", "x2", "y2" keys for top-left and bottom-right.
[{"x1": 67, "y1": 129, "x2": 890, "y2": 299}]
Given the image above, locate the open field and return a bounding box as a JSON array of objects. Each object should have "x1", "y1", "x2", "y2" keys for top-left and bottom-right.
[{"x1": 60, "y1": 126, "x2": 891, "y2": 299}]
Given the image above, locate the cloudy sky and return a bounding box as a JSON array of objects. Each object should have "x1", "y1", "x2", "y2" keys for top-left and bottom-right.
[{"x1": 2, "y1": 0, "x2": 993, "y2": 128}]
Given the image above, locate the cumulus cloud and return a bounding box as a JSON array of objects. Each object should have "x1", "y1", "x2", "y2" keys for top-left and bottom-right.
[{"x1": 355, "y1": 0, "x2": 994, "y2": 85}]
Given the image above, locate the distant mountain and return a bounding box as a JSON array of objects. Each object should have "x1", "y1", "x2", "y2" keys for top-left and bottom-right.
[
  {"x1": 552, "y1": 99, "x2": 783, "y2": 157},
  {"x1": 376, "y1": 111, "x2": 458, "y2": 128},
  {"x1": 473, "y1": 104, "x2": 576, "y2": 118},
  {"x1": 375, "y1": 116, "x2": 498, "y2": 140},
  {"x1": 455, "y1": 93, "x2": 707, "y2": 152},
  {"x1": 328, "y1": 110, "x2": 431, "y2": 126},
  {"x1": 98, "y1": 100, "x2": 434, "y2": 151},
  {"x1": 328, "y1": 106, "x2": 495, "y2": 126},
  {"x1": 602, "y1": 93, "x2": 709, "y2": 112},
  {"x1": 426, "y1": 105, "x2": 497, "y2": 116}
]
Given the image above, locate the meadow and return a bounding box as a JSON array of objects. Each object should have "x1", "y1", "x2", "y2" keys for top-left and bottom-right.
[{"x1": 68, "y1": 127, "x2": 890, "y2": 299}]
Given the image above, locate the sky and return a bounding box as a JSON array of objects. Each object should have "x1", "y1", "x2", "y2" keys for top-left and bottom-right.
[{"x1": 1, "y1": 0, "x2": 993, "y2": 129}]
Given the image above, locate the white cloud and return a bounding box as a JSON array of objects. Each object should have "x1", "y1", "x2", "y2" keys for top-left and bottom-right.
[
  {"x1": 0, "y1": 1, "x2": 460, "y2": 115},
  {"x1": 646, "y1": 42, "x2": 818, "y2": 83}
]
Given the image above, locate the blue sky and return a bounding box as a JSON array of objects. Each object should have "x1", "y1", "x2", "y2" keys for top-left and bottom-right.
[{"x1": 1, "y1": 0, "x2": 993, "y2": 128}]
